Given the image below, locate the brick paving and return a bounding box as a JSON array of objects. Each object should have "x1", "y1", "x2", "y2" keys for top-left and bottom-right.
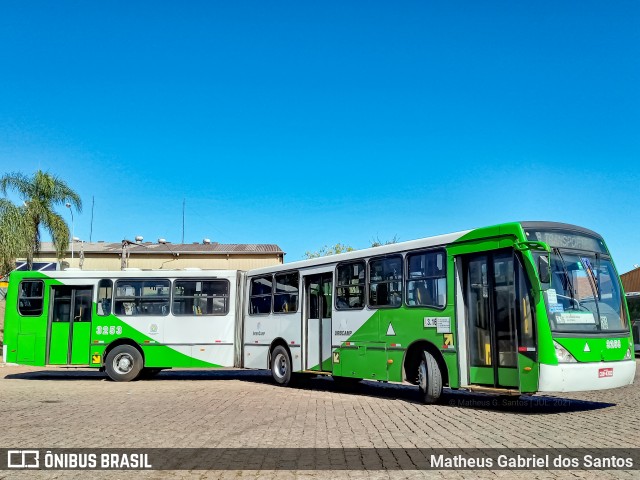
[{"x1": 1, "y1": 361, "x2": 639, "y2": 479}]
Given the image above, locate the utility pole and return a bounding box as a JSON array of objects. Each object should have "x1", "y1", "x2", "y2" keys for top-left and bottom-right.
[
  {"x1": 182, "y1": 198, "x2": 185, "y2": 244},
  {"x1": 89, "y1": 196, "x2": 95, "y2": 242}
]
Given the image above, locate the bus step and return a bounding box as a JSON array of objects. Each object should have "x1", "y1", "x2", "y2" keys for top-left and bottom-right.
[
  {"x1": 299, "y1": 370, "x2": 332, "y2": 376},
  {"x1": 46, "y1": 365, "x2": 92, "y2": 368},
  {"x1": 465, "y1": 385, "x2": 520, "y2": 396}
]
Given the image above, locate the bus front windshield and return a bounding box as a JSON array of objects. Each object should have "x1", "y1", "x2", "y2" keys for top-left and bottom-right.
[{"x1": 543, "y1": 250, "x2": 627, "y2": 333}]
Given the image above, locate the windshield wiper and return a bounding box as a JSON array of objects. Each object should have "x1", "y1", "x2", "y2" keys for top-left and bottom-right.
[
  {"x1": 553, "y1": 248, "x2": 576, "y2": 307},
  {"x1": 581, "y1": 255, "x2": 602, "y2": 327},
  {"x1": 581, "y1": 256, "x2": 600, "y2": 298}
]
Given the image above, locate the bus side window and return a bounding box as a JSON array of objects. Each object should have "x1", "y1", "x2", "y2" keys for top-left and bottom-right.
[
  {"x1": 97, "y1": 279, "x2": 113, "y2": 316},
  {"x1": 18, "y1": 280, "x2": 44, "y2": 316},
  {"x1": 406, "y1": 250, "x2": 446, "y2": 308},
  {"x1": 273, "y1": 272, "x2": 299, "y2": 314},
  {"x1": 368, "y1": 255, "x2": 403, "y2": 308},
  {"x1": 335, "y1": 261, "x2": 365, "y2": 310},
  {"x1": 173, "y1": 279, "x2": 230, "y2": 316},
  {"x1": 113, "y1": 279, "x2": 170, "y2": 316},
  {"x1": 249, "y1": 276, "x2": 273, "y2": 315}
]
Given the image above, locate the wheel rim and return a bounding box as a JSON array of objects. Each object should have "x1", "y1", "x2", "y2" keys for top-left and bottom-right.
[
  {"x1": 418, "y1": 361, "x2": 427, "y2": 391},
  {"x1": 273, "y1": 353, "x2": 287, "y2": 379},
  {"x1": 113, "y1": 353, "x2": 134, "y2": 375}
]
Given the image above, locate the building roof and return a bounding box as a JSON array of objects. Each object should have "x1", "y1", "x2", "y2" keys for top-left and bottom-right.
[
  {"x1": 621, "y1": 267, "x2": 640, "y2": 293},
  {"x1": 39, "y1": 241, "x2": 284, "y2": 256}
]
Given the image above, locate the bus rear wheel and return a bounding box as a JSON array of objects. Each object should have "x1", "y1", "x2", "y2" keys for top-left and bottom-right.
[
  {"x1": 271, "y1": 346, "x2": 292, "y2": 386},
  {"x1": 418, "y1": 351, "x2": 442, "y2": 404},
  {"x1": 105, "y1": 345, "x2": 143, "y2": 382}
]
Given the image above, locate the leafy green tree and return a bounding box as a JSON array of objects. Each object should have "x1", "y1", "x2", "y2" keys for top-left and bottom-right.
[
  {"x1": 304, "y1": 243, "x2": 354, "y2": 259},
  {"x1": 0, "y1": 170, "x2": 82, "y2": 270},
  {"x1": 0, "y1": 199, "x2": 30, "y2": 276},
  {"x1": 370, "y1": 235, "x2": 399, "y2": 247},
  {"x1": 305, "y1": 235, "x2": 400, "y2": 259}
]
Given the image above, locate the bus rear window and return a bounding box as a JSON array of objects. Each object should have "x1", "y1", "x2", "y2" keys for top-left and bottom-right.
[{"x1": 19, "y1": 280, "x2": 44, "y2": 316}]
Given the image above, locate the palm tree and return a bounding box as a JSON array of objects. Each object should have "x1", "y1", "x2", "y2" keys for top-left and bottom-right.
[
  {"x1": 0, "y1": 170, "x2": 82, "y2": 270},
  {"x1": 0, "y1": 199, "x2": 30, "y2": 276}
]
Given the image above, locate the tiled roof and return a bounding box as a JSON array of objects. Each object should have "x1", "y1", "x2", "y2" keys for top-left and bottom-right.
[
  {"x1": 39, "y1": 242, "x2": 284, "y2": 255},
  {"x1": 621, "y1": 267, "x2": 640, "y2": 293}
]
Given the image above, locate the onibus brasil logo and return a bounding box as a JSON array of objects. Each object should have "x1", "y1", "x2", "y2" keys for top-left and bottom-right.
[{"x1": 6, "y1": 450, "x2": 152, "y2": 469}]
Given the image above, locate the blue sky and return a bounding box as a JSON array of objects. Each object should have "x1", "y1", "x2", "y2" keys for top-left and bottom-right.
[{"x1": 0, "y1": 1, "x2": 639, "y2": 271}]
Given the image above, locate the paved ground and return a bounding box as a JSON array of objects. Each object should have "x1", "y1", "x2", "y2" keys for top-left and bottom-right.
[{"x1": 1, "y1": 361, "x2": 639, "y2": 479}]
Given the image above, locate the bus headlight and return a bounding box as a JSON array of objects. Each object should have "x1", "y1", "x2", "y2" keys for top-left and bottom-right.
[
  {"x1": 553, "y1": 341, "x2": 577, "y2": 363},
  {"x1": 624, "y1": 347, "x2": 632, "y2": 360}
]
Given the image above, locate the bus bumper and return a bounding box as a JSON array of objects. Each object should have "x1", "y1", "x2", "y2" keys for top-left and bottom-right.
[{"x1": 538, "y1": 360, "x2": 636, "y2": 392}]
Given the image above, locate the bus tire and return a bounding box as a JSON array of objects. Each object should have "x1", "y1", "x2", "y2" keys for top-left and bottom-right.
[
  {"x1": 271, "y1": 346, "x2": 292, "y2": 386},
  {"x1": 418, "y1": 350, "x2": 442, "y2": 404},
  {"x1": 105, "y1": 345, "x2": 143, "y2": 382}
]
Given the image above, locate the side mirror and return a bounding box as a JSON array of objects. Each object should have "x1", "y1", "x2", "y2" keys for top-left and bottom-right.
[{"x1": 538, "y1": 254, "x2": 551, "y2": 286}]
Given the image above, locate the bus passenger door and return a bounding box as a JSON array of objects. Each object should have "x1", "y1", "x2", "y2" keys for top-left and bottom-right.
[
  {"x1": 47, "y1": 286, "x2": 93, "y2": 365},
  {"x1": 463, "y1": 251, "x2": 519, "y2": 389},
  {"x1": 305, "y1": 273, "x2": 333, "y2": 372}
]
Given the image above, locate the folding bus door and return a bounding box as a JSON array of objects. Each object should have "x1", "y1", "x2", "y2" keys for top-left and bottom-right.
[
  {"x1": 47, "y1": 286, "x2": 93, "y2": 365},
  {"x1": 463, "y1": 251, "x2": 519, "y2": 388},
  {"x1": 305, "y1": 273, "x2": 333, "y2": 372}
]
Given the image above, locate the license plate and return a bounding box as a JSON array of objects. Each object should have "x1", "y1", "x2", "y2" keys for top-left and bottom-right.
[{"x1": 598, "y1": 368, "x2": 614, "y2": 378}]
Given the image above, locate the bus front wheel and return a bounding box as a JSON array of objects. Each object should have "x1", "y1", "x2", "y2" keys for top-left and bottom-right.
[
  {"x1": 105, "y1": 345, "x2": 143, "y2": 382},
  {"x1": 418, "y1": 351, "x2": 442, "y2": 404},
  {"x1": 271, "y1": 346, "x2": 292, "y2": 386}
]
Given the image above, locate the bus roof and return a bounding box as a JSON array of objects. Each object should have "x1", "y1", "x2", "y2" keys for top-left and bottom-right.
[
  {"x1": 9, "y1": 269, "x2": 241, "y2": 281},
  {"x1": 247, "y1": 220, "x2": 605, "y2": 277},
  {"x1": 248, "y1": 229, "x2": 471, "y2": 276}
]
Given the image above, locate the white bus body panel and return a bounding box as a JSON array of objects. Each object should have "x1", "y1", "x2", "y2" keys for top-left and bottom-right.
[
  {"x1": 243, "y1": 312, "x2": 302, "y2": 371},
  {"x1": 243, "y1": 345, "x2": 269, "y2": 369}
]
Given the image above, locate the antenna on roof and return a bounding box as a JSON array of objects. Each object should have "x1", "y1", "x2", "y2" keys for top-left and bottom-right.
[
  {"x1": 182, "y1": 198, "x2": 185, "y2": 244},
  {"x1": 158, "y1": 238, "x2": 179, "y2": 268},
  {"x1": 89, "y1": 196, "x2": 94, "y2": 243}
]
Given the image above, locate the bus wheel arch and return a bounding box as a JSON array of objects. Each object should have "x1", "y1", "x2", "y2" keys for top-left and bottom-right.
[
  {"x1": 403, "y1": 340, "x2": 448, "y2": 400},
  {"x1": 268, "y1": 338, "x2": 293, "y2": 386},
  {"x1": 103, "y1": 339, "x2": 145, "y2": 382}
]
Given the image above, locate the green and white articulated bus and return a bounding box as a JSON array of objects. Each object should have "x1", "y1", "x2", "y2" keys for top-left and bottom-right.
[{"x1": 3, "y1": 222, "x2": 635, "y2": 403}]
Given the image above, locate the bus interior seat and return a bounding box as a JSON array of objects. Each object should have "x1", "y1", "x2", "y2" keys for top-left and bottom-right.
[
  {"x1": 376, "y1": 283, "x2": 388, "y2": 305},
  {"x1": 414, "y1": 283, "x2": 431, "y2": 306}
]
